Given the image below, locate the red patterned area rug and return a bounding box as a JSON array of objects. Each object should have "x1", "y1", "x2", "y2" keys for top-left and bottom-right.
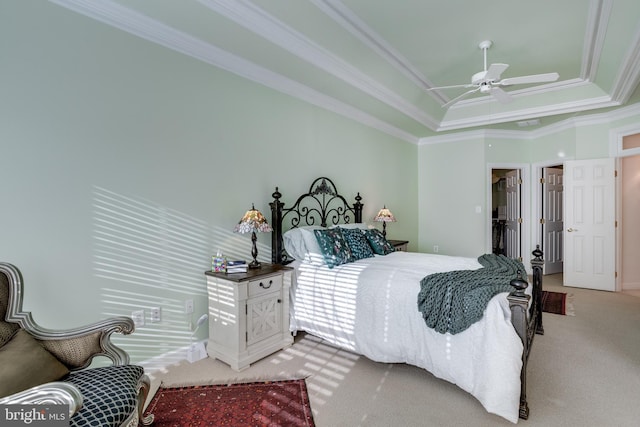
[
  {"x1": 144, "y1": 379, "x2": 315, "y2": 427},
  {"x1": 541, "y1": 290, "x2": 574, "y2": 316}
]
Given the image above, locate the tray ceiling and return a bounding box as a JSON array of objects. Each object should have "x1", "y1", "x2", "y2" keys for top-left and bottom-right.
[{"x1": 51, "y1": 0, "x2": 640, "y2": 143}]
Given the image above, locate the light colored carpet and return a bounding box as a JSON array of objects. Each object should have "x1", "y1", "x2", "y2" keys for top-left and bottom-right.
[{"x1": 147, "y1": 274, "x2": 640, "y2": 426}]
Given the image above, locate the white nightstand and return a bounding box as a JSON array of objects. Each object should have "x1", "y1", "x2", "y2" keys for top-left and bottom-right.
[
  {"x1": 204, "y1": 264, "x2": 293, "y2": 371},
  {"x1": 388, "y1": 239, "x2": 409, "y2": 251}
]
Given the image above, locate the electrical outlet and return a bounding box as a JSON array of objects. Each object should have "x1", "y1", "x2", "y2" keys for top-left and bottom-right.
[
  {"x1": 131, "y1": 310, "x2": 145, "y2": 327},
  {"x1": 185, "y1": 299, "x2": 194, "y2": 314},
  {"x1": 150, "y1": 307, "x2": 161, "y2": 322},
  {"x1": 433, "y1": 245, "x2": 439, "y2": 253}
]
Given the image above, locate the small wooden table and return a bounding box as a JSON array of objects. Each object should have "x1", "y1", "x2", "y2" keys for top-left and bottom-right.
[
  {"x1": 204, "y1": 264, "x2": 293, "y2": 371},
  {"x1": 388, "y1": 239, "x2": 409, "y2": 251}
]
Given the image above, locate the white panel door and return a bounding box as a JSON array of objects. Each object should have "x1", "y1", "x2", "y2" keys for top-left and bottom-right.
[
  {"x1": 505, "y1": 169, "x2": 521, "y2": 260},
  {"x1": 564, "y1": 159, "x2": 615, "y2": 291},
  {"x1": 543, "y1": 168, "x2": 564, "y2": 274}
]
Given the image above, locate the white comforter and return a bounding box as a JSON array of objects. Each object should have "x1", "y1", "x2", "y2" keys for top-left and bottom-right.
[{"x1": 290, "y1": 251, "x2": 524, "y2": 423}]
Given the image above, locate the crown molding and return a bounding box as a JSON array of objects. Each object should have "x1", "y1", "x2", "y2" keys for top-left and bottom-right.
[
  {"x1": 48, "y1": 0, "x2": 638, "y2": 145},
  {"x1": 421, "y1": 101, "x2": 640, "y2": 145},
  {"x1": 611, "y1": 24, "x2": 640, "y2": 104},
  {"x1": 310, "y1": 0, "x2": 448, "y2": 104},
  {"x1": 581, "y1": 0, "x2": 611, "y2": 81},
  {"x1": 50, "y1": 0, "x2": 419, "y2": 144},
  {"x1": 197, "y1": 0, "x2": 439, "y2": 130},
  {"x1": 438, "y1": 94, "x2": 617, "y2": 132}
]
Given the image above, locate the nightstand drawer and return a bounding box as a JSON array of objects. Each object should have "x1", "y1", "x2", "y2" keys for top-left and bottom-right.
[{"x1": 248, "y1": 274, "x2": 282, "y2": 297}]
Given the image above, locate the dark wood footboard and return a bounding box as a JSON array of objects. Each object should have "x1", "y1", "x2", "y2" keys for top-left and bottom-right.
[{"x1": 508, "y1": 245, "x2": 544, "y2": 420}]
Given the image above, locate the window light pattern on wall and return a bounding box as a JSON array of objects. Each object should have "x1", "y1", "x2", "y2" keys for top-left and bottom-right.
[{"x1": 92, "y1": 186, "x2": 211, "y2": 366}]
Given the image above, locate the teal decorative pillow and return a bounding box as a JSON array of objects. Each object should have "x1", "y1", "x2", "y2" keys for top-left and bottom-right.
[
  {"x1": 363, "y1": 229, "x2": 395, "y2": 255},
  {"x1": 314, "y1": 228, "x2": 353, "y2": 268},
  {"x1": 339, "y1": 227, "x2": 374, "y2": 260}
]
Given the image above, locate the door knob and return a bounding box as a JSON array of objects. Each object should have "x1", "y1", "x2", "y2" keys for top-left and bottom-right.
[{"x1": 567, "y1": 228, "x2": 578, "y2": 232}]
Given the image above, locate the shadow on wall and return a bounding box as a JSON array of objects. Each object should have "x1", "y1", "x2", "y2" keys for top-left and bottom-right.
[{"x1": 91, "y1": 186, "x2": 271, "y2": 366}]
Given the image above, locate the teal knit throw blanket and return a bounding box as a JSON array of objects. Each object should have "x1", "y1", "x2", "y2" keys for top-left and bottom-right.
[{"x1": 417, "y1": 254, "x2": 526, "y2": 335}]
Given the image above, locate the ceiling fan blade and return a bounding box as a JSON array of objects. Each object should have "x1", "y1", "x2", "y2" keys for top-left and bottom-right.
[
  {"x1": 490, "y1": 86, "x2": 513, "y2": 104},
  {"x1": 484, "y1": 63, "x2": 509, "y2": 81},
  {"x1": 427, "y1": 83, "x2": 475, "y2": 91},
  {"x1": 442, "y1": 87, "x2": 481, "y2": 108},
  {"x1": 499, "y1": 72, "x2": 559, "y2": 86}
]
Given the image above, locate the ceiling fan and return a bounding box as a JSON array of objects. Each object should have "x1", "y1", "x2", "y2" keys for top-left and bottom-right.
[{"x1": 429, "y1": 40, "x2": 559, "y2": 108}]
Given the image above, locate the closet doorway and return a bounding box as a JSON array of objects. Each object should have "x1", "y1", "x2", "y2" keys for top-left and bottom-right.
[{"x1": 489, "y1": 166, "x2": 528, "y2": 262}]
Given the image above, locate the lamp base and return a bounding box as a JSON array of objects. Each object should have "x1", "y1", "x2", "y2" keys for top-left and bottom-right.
[{"x1": 249, "y1": 232, "x2": 261, "y2": 268}]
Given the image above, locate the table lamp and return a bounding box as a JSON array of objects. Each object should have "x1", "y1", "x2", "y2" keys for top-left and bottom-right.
[
  {"x1": 374, "y1": 205, "x2": 396, "y2": 237},
  {"x1": 234, "y1": 204, "x2": 273, "y2": 269}
]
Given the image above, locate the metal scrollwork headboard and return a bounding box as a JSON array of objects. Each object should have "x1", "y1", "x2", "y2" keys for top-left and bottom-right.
[{"x1": 269, "y1": 177, "x2": 363, "y2": 264}]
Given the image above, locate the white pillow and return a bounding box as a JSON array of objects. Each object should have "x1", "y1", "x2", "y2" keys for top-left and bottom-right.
[
  {"x1": 283, "y1": 226, "x2": 323, "y2": 260},
  {"x1": 300, "y1": 228, "x2": 326, "y2": 266}
]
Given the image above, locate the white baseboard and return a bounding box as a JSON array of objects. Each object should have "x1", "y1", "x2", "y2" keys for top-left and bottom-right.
[
  {"x1": 137, "y1": 339, "x2": 208, "y2": 377},
  {"x1": 622, "y1": 281, "x2": 640, "y2": 290}
]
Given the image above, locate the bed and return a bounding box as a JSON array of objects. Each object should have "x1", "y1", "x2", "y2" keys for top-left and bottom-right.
[{"x1": 268, "y1": 177, "x2": 544, "y2": 423}]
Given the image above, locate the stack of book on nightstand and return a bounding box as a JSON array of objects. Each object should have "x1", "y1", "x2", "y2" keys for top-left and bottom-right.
[{"x1": 226, "y1": 260, "x2": 248, "y2": 273}]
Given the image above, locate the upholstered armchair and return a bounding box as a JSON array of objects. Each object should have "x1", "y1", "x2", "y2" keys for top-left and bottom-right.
[{"x1": 0, "y1": 262, "x2": 154, "y2": 426}]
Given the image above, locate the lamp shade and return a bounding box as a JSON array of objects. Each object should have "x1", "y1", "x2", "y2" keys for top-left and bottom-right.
[
  {"x1": 234, "y1": 204, "x2": 273, "y2": 234},
  {"x1": 374, "y1": 206, "x2": 396, "y2": 223}
]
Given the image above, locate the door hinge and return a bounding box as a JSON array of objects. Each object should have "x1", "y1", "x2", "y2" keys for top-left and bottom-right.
[
  {"x1": 615, "y1": 170, "x2": 618, "y2": 177},
  {"x1": 517, "y1": 178, "x2": 523, "y2": 185},
  {"x1": 540, "y1": 178, "x2": 545, "y2": 184},
  {"x1": 540, "y1": 218, "x2": 546, "y2": 224},
  {"x1": 615, "y1": 220, "x2": 618, "y2": 228},
  {"x1": 245, "y1": 305, "x2": 248, "y2": 315},
  {"x1": 518, "y1": 217, "x2": 523, "y2": 224},
  {"x1": 615, "y1": 271, "x2": 618, "y2": 278}
]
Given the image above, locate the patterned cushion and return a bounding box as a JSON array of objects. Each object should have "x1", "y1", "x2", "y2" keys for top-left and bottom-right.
[
  {"x1": 65, "y1": 365, "x2": 143, "y2": 427},
  {"x1": 314, "y1": 228, "x2": 353, "y2": 268},
  {"x1": 363, "y1": 229, "x2": 395, "y2": 255},
  {"x1": 339, "y1": 227, "x2": 374, "y2": 260}
]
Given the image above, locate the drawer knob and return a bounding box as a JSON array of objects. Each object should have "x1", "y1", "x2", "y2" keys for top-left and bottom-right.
[
  {"x1": 259, "y1": 280, "x2": 273, "y2": 289},
  {"x1": 277, "y1": 299, "x2": 282, "y2": 303}
]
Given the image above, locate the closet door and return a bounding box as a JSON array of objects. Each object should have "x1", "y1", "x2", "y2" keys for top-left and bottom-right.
[
  {"x1": 505, "y1": 169, "x2": 522, "y2": 261},
  {"x1": 543, "y1": 167, "x2": 564, "y2": 274}
]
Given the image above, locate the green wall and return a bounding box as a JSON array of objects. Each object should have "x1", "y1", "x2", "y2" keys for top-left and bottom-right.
[
  {"x1": 0, "y1": 1, "x2": 417, "y2": 364},
  {"x1": 418, "y1": 110, "x2": 640, "y2": 261},
  {"x1": 418, "y1": 136, "x2": 487, "y2": 257}
]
